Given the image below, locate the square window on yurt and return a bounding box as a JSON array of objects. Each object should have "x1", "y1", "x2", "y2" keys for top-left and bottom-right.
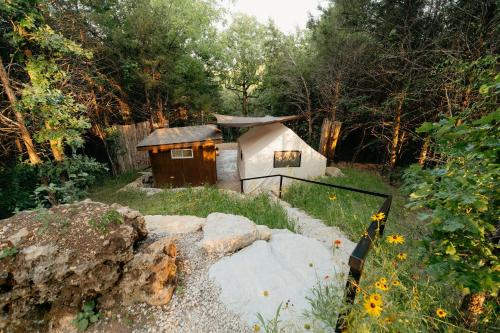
[
  {"x1": 171, "y1": 149, "x2": 194, "y2": 159},
  {"x1": 274, "y1": 151, "x2": 301, "y2": 168}
]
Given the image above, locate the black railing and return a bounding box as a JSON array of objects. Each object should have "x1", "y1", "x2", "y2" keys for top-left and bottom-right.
[{"x1": 240, "y1": 174, "x2": 392, "y2": 332}]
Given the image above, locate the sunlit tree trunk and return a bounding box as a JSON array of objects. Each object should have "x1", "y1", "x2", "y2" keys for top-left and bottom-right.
[
  {"x1": 389, "y1": 91, "x2": 405, "y2": 169},
  {"x1": 418, "y1": 136, "x2": 430, "y2": 166},
  {"x1": 0, "y1": 57, "x2": 42, "y2": 164},
  {"x1": 328, "y1": 121, "x2": 342, "y2": 161},
  {"x1": 44, "y1": 121, "x2": 64, "y2": 161}
]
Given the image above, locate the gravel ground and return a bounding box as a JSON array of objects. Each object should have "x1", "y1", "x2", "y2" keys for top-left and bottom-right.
[{"x1": 93, "y1": 232, "x2": 252, "y2": 333}]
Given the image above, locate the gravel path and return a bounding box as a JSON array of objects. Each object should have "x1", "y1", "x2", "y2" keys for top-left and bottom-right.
[{"x1": 135, "y1": 233, "x2": 251, "y2": 333}]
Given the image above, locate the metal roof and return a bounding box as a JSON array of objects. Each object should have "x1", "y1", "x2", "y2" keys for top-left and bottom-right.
[
  {"x1": 137, "y1": 125, "x2": 222, "y2": 149},
  {"x1": 214, "y1": 113, "x2": 301, "y2": 128}
]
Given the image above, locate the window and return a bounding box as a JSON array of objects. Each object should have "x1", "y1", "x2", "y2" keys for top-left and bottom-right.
[
  {"x1": 171, "y1": 148, "x2": 193, "y2": 159},
  {"x1": 274, "y1": 151, "x2": 301, "y2": 168}
]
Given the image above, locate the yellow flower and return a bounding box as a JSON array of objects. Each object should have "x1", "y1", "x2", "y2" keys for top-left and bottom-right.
[
  {"x1": 379, "y1": 277, "x2": 387, "y2": 284},
  {"x1": 371, "y1": 212, "x2": 386, "y2": 222},
  {"x1": 364, "y1": 299, "x2": 383, "y2": 317},
  {"x1": 397, "y1": 252, "x2": 407, "y2": 260},
  {"x1": 436, "y1": 308, "x2": 447, "y2": 318},
  {"x1": 392, "y1": 280, "x2": 400, "y2": 287},
  {"x1": 262, "y1": 290, "x2": 269, "y2": 297},
  {"x1": 329, "y1": 194, "x2": 337, "y2": 201},
  {"x1": 386, "y1": 234, "x2": 405, "y2": 244},
  {"x1": 375, "y1": 281, "x2": 389, "y2": 291},
  {"x1": 253, "y1": 324, "x2": 261, "y2": 332},
  {"x1": 369, "y1": 293, "x2": 383, "y2": 305}
]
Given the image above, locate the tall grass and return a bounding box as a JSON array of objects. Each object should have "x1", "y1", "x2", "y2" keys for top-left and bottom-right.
[
  {"x1": 284, "y1": 167, "x2": 465, "y2": 332},
  {"x1": 89, "y1": 175, "x2": 292, "y2": 230}
]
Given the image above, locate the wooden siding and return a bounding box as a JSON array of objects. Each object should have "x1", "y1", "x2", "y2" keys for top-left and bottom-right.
[{"x1": 150, "y1": 144, "x2": 217, "y2": 187}]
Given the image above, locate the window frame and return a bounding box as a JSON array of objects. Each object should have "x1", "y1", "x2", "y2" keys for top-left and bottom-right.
[
  {"x1": 171, "y1": 148, "x2": 194, "y2": 159},
  {"x1": 273, "y1": 150, "x2": 302, "y2": 168}
]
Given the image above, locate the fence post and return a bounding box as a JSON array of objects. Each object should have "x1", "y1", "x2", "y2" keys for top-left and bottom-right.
[
  {"x1": 335, "y1": 267, "x2": 362, "y2": 332},
  {"x1": 279, "y1": 175, "x2": 283, "y2": 199}
]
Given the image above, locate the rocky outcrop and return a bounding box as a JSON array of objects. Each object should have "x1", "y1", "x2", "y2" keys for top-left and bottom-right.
[
  {"x1": 325, "y1": 166, "x2": 345, "y2": 177},
  {"x1": 199, "y1": 213, "x2": 272, "y2": 255},
  {"x1": 0, "y1": 201, "x2": 176, "y2": 332}
]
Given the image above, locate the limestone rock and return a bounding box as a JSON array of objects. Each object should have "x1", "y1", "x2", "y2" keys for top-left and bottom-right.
[
  {"x1": 199, "y1": 213, "x2": 258, "y2": 254},
  {"x1": 256, "y1": 225, "x2": 272, "y2": 241},
  {"x1": 0, "y1": 201, "x2": 154, "y2": 332},
  {"x1": 7, "y1": 227, "x2": 29, "y2": 246},
  {"x1": 145, "y1": 215, "x2": 205, "y2": 235},
  {"x1": 325, "y1": 166, "x2": 345, "y2": 177},
  {"x1": 209, "y1": 233, "x2": 345, "y2": 330},
  {"x1": 116, "y1": 237, "x2": 177, "y2": 306}
]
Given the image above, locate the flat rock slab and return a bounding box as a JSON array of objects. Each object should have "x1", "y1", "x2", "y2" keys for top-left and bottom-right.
[
  {"x1": 145, "y1": 215, "x2": 206, "y2": 235},
  {"x1": 199, "y1": 213, "x2": 258, "y2": 255},
  {"x1": 209, "y1": 233, "x2": 344, "y2": 330}
]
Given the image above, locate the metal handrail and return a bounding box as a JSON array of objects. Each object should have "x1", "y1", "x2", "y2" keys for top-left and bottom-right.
[{"x1": 240, "y1": 174, "x2": 392, "y2": 332}]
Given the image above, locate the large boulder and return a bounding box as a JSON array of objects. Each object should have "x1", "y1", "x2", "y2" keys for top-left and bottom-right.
[
  {"x1": 0, "y1": 201, "x2": 176, "y2": 332},
  {"x1": 145, "y1": 215, "x2": 206, "y2": 235},
  {"x1": 325, "y1": 166, "x2": 345, "y2": 177},
  {"x1": 209, "y1": 233, "x2": 345, "y2": 330},
  {"x1": 199, "y1": 213, "x2": 258, "y2": 255}
]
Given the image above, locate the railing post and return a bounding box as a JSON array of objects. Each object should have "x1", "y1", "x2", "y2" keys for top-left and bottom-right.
[
  {"x1": 335, "y1": 267, "x2": 362, "y2": 332},
  {"x1": 279, "y1": 175, "x2": 283, "y2": 199},
  {"x1": 240, "y1": 179, "x2": 244, "y2": 194}
]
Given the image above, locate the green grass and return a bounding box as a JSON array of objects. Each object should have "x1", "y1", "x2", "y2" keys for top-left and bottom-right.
[
  {"x1": 282, "y1": 167, "x2": 417, "y2": 241},
  {"x1": 89, "y1": 173, "x2": 292, "y2": 230},
  {"x1": 284, "y1": 167, "x2": 464, "y2": 332}
]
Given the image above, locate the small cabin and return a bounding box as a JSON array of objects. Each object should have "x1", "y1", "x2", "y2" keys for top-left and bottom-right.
[{"x1": 137, "y1": 125, "x2": 222, "y2": 188}]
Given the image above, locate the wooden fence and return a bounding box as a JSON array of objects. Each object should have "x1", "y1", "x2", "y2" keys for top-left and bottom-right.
[{"x1": 114, "y1": 121, "x2": 151, "y2": 173}]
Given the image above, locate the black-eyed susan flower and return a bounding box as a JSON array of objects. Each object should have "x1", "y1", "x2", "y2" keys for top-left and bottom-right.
[
  {"x1": 253, "y1": 324, "x2": 261, "y2": 332},
  {"x1": 369, "y1": 293, "x2": 383, "y2": 305},
  {"x1": 364, "y1": 299, "x2": 383, "y2": 316},
  {"x1": 386, "y1": 234, "x2": 405, "y2": 244},
  {"x1": 397, "y1": 252, "x2": 407, "y2": 260},
  {"x1": 379, "y1": 277, "x2": 387, "y2": 284},
  {"x1": 392, "y1": 280, "x2": 400, "y2": 287},
  {"x1": 329, "y1": 194, "x2": 337, "y2": 201},
  {"x1": 375, "y1": 281, "x2": 389, "y2": 291},
  {"x1": 371, "y1": 212, "x2": 386, "y2": 222},
  {"x1": 436, "y1": 308, "x2": 447, "y2": 318}
]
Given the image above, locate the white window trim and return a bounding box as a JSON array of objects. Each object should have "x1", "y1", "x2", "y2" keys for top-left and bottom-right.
[{"x1": 171, "y1": 148, "x2": 194, "y2": 159}]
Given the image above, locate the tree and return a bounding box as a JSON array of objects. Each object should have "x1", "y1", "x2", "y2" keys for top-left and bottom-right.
[{"x1": 218, "y1": 14, "x2": 267, "y2": 115}]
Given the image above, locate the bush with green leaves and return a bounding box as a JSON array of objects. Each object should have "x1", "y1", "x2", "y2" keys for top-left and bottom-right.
[
  {"x1": 0, "y1": 162, "x2": 38, "y2": 218},
  {"x1": 403, "y1": 110, "x2": 499, "y2": 319},
  {"x1": 35, "y1": 155, "x2": 107, "y2": 206},
  {"x1": 72, "y1": 300, "x2": 102, "y2": 331}
]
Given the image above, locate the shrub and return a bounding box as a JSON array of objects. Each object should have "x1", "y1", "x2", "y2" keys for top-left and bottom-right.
[
  {"x1": 403, "y1": 110, "x2": 499, "y2": 328},
  {"x1": 35, "y1": 155, "x2": 107, "y2": 206},
  {"x1": 0, "y1": 162, "x2": 38, "y2": 218}
]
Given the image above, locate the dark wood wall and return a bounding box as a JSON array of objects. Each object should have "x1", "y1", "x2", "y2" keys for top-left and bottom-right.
[{"x1": 149, "y1": 144, "x2": 217, "y2": 188}]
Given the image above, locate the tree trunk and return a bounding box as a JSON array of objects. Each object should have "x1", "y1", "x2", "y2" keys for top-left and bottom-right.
[
  {"x1": 242, "y1": 87, "x2": 248, "y2": 116},
  {"x1": 462, "y1": 292, "x2": 486, "y2": 329},
  {"x1": 0, "y1": 57, "x2": 42, "y2": 164},
  {"x1": 418, "y1": 137, "x2": 431, "y2": 166},
  {"x1": 319, "y1": 118, "x2": 332, "y2": 156},
  {"x1": 389, "y1": 92, "x2": 405, "y2": 169},
  {"x1": 154, "y1": 93, "x2": 168, "y2": 128},
  {"x1": 45, "y1": 121, "x2": 64, "y2": 161},
  {"x1": 328, "y1": 121, "x2": 342, "y2": 162}
]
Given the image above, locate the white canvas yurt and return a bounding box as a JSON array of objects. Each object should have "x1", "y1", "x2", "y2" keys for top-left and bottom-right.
[{"x1": 237, "y1": 122, "x2": 327, "y2": 193}]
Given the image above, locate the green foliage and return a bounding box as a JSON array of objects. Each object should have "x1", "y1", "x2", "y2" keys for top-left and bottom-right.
[
  {"x1": 0, "y1": 247, "x2": 18, "y2": 260},
  {"x1": 0, "y1": 163, "x2": 38, "y2": 218},
  {"x1": 404, "y1": 111, "x2": 499, "y2": 296},
  {"x1": 256, "y1": 303, "x2": 284, "y2": 333},
  {"x1": 88, "y1": 210, "x2": 123, "y2": 234},
  {"x1": 72, "y1": 300, "x2": 102, "y2": 332},
  {"x1": 35, "y1": 155, "x2": 107, "y2": 206},
  {"x1": 305, "y1": 281, "x2": 343, "y2": 329}
]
